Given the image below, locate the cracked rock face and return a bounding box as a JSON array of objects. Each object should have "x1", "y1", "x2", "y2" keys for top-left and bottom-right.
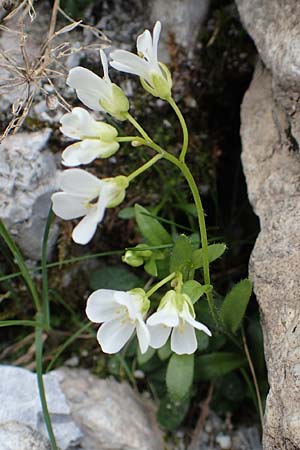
[
  {"x1": 237, "y1": 1, "x2": 300, "y2": 448},
  {"x1": 240, "y1": 64, "x2": 300, "y2": 450},
  {"x1": 0, "y1": 129, "x2": 58, "y2": 260}
]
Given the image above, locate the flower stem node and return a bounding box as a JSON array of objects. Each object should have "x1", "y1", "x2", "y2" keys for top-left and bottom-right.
[
  {"x1": 110, "y1": 21, "x2": 172, "y2": 101},
  {"x1": 60, "y1": 107, "x2": 120, "y2": 166},
  {"x1": 67, "y1": 50, "x2": 129, "y2": 121},
  {"x1": 51, "y1": 169, "x2": 129, "y2": 245},
  {"x1": 147, "y1": 290, "x2": 212, "y2": 355},
  {"x1": 86, "y1": 288, "x2": 150, "y2": 354}
]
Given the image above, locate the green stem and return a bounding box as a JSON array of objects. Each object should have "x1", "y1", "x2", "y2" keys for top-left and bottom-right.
[
  {"x1": 46, "y1": 322, "x2": 92, "y2": 373},
  {"x1": 167, "y1": 96, "x2": 189, "y2": 162},
  {"x1": 35, "y1": 323, "x2": 58, "y2": 450},
  {"x1": 137, "y1": 139, "x2": 218, "y2": 323},
  {"x1": 127, "y1": 153, "x2": 163, "y2": 182},
  {"x1": 116, "y1": 136, "x2": 141, "y2": 142},
  {"x1": 41, "y1": 209, "x2": 53, "y2": 330},
  {"x1": 0, "y1": 220, "x2": 41, "y2": 312},
  {"x1": 146, "y1": 272, "x2": 176, "y2": 298},
  {"x1": 125, "y1": 112, "x2": 152, "y2": 142}
]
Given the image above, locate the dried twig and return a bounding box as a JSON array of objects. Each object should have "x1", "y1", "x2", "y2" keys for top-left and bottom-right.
[
  {"x1": 242, "y1": 328, "x2": 264, "y2": 428},
  {"x1": 188, "y1": 382, "x2": 214, "y2": 450}
]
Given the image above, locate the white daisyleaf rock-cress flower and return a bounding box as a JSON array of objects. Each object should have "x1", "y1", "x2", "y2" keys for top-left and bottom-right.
[
  {"x1": 60, "y1": 107, "x2": 120, "y2": 166},
  {"x1": 51, "y1": 168, "x2": 128, "y2": 244},
  {"x1": 86, "y1": 288, "x2": 150, "y2": 354},
  {"x1": 110, "y1": 21, "x2": 172, "y2": 100},
  {"x1": 67, "y1": 50, "x2": 129, "y2": 120},
  {"x1": 147, "y1": 290, "x2": 212, "y2": 355}
]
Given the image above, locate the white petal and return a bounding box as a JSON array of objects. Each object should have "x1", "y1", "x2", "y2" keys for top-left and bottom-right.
[
  {"x1": 59, "y1": 168, "x2": 102, "y2": 197},
  {"x1": 148, "y1": 324, "x2": 171, "y2": 349},
  {"x1": 72, "y1": 207, "x2": 99, "y2": 244},
  {"x1": 136, "y1": 319, "x2": 150, "y2": 354},
  {"x1": 114, "y1": 291, "x2": 143, "y2": 320},
  {"x1": 152, "y1": 21, "x2": 161, "y2": 64},
  {"x1": 181, "y1": 304, "x2": 212, "y2": 337},
  {"x1": 62, "y1": 140, "x2": 119, "y2": 167},
  {"x1": 51, "y1": 192, "x2": 88, "y2": 219},
  {"x1": 86, "y1": 289, "x2": 120, "y2": 322},
  {"x1": 171, "y1": 322, "x2": 198, "y2": 355},
  {"x1": 67, "y1": 67, "x2": 109, "y2": 110},
  {"x1": 137, "y1": 29, "x2": 152, "y2": 60},
  {"x1": 97, "y1": 318, "x2": 135, "y2": 353},
  {"x1": 60, "y1": 107, "x2": 94, "y2": 139},
  {"x1": 147, "y1": 303, "x2": 179, "y2": 327},
  {"x1": 100, "y1": 49, "x2": 110, "y2": 82},
  {"x1": 110, "y1": 50, "x2": 150, "y2": 80}
]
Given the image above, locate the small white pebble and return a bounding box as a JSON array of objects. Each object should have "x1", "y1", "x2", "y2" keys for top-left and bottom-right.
[
  {"x1": 216, "y1": 433, "x2": 232, "y2": 450},
  {"x1": 133, "y1": 370, "x2": 145, "y2": 379}
]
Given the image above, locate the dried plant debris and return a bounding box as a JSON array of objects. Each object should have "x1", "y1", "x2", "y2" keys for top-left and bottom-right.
[{"x1": 0, "y1": 0, "x2": 110, "y2": 141}]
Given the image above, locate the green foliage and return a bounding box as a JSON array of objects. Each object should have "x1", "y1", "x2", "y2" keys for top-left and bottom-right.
[
  {"x1": 192, "y1": 243, "x2": 227, "y2": 269},
  {"x1": 220, "y1": 279, "x2": 252, "y2": 333},
  {"x1": 134, "y1": 204, "x2": 172, "y2": 246},
  {"x1": 166, "y1": 353, "x2": 194, "y2": 402},
  {"x1": 195, "y1": 352, "x2": 247, "y2": 381},
  {"x1": 157, "y1": 340, "x2": 172, "y2": 361},
  {"x1": 157, "y1": 393, "x2": 190, "y2": 430},
  {"x1": 169, "y1": 234, "x2": 193, "y2": 274},
  {"x1": 89, "y1": 265, "x2": 143, "y2": 291},
  {"x1": 182, "y1": 280, "x2": 211, "y2": 303},
  {"x1": 137, "y1": 346, "x2": 156, "y2": 366}
]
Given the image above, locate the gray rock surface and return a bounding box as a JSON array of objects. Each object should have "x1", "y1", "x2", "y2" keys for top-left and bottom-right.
[
  {"x1": 0, "y1": 421, "x2": 51, "y2": 450},
  {"x1": 235, "y1": 0, "x2": 300, "y2": 89},
  {"x1": 151, "y1": 0, "x2": 209, "y2": 60},
  {"x1": 0, "y1": 365, "x2": 82, "y2": 450},
  {"x1": 0, "y1": 129, "x2": 59, "y2": 259},
  {"x1": 240, "y1": 64, "x2": 300, "y2": 449},
  {"x1": 58, "y1": 367, "x2": 164, "y2": 450},
  {"x1": 0, "y1": 365, "x2": 164, "y2": 450}
]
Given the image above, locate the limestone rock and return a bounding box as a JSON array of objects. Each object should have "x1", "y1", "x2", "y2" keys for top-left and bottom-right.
[
  {"x1": 0, "y1": 365, "x2": 82, "y2": 450},
  {"x1": 58, "y1": 367, "x2": 164, "y2": 450},
  {"x1": 0, "y1": 129, "x2": 59, "y2": 259},
  {"x1": 0, "y1": 422, "x2": 51, "y2": 450},
  {"x1": 240, "y1": 64, "x2": 300, "y2": 449},
  {"x1": 151, "y1": 0, "x2": 209, "y2": 60},
  {"x1": 235, "y1": 0, "x2": 300, "y2": 89},
  {"x1": 0, "y1": 365, "x2": 164, "y2": 450}
]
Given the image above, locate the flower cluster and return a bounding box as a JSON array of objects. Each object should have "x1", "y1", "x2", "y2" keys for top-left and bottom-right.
[
  {"x1": 51, "y1": 21, "x2": 212, "y2": 356},
  {"x1": 86, "y1": 287, "x2": 211, "y2": 355},
  {"x1": 52, "y1": 21, "x2": 170, "y2": 245}
]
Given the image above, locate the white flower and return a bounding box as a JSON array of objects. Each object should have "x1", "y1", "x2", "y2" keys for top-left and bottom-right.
[
  {"x1": 60, "y1": 107, "x2": 119, "y2": 166},
  {"x1": 86, "y1": 288, "x2": 150, "y2": 354},
  {"x1": 147, "y1": 290, "x2": 211, "y2": 355},
  {"x1": 110, "y1": 21, "x2": 172, "y2": 100},
  {"x1": 51, "y1": 169, "x2": 128, "y2": 244},
  {"x1": 67, "y1": 50, "x2": 129, "y2": 120}
]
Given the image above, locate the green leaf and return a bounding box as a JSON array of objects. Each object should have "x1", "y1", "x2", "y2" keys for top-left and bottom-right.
[
  {"x1": 195, "y1": 352, "x2": 247, "y2": 381},
  {"x1": 137, "y1": 346, "x2": 156, "y2": 366},
  {"x1": 169, "y1": 234, "x2": 193, "y2": 274},
  {"x1": 135, "y1": 204, "x2": 172, "y2": 246},
  {"x1": 182, "y1": 280, "x2": 211, "y2": 303},
  {"x1": 89, "y1": 265, "x2": 143, "y2": 291},
  {"x1": 192, "y1": 243, "x2": 227, "y2": 269},
  {"x1": 166, "y1": 353, "x2": 194, "y2": 402},
  {"x1": 144, "y1": 258, "x2": 158, "y2": 276},
  {"x1": 157, "y1": 340, "x2": 172, "y2": 361},
  {"x1": 196, "y1": 330, "x2": 210, "y2": 351},
  {"x1": 118, "y1": 207, "x2": 135, "y2": 219},
  {"x1": 220, "y1": 279, "x2": 252, "y2": 333},
  {"x1": 157, "y1": 394, "x2": 190, "y2": 430}
]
